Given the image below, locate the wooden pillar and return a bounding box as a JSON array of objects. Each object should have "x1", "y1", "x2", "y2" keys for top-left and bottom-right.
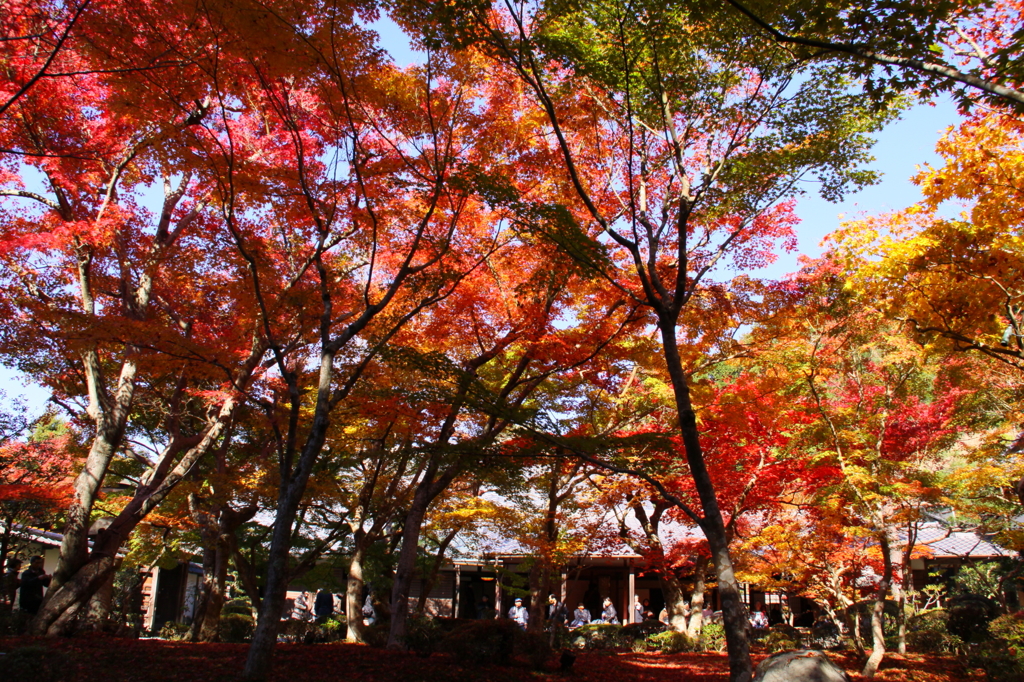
[
  {"x1": 146, "y1": 567, "x2": 161, "y2": 631},
  {"x1": 494, "y1": 559, "x2": 502, "y2": 619},
  {"x1": 453, "y1": 565, "x2": 461, "y2": 618},
  {"x1": 560, "y1": 569, "x2": 567, "y2": 604},
  {"x1": 628, "y1": 561, "x2": 636, "y2": 624}
]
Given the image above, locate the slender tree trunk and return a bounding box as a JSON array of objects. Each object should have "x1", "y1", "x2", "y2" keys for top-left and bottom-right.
[
  {"x1": 687, "y1": 555, "x2": 708, "y2": 638},
  {"x1": 346, "y1": 540, "x2": 368, "y2": 643},
  {"x1": 846, "y1": 605, "x2": 866, "y2": 659},
  {"x1": 896, "y1": 547, "x2": 910, "y2": 654},
  {"x1": 526, "y1": 560, "x2": 548, "y2": 633},
  {"x1": 199, "y1": 541, "x2": 229, "y2": 642},
  {"x1": 662, "y1": 329, "x2": 752, "y2": 682},
  {"x1": 388, "y1": 483, "x2": 434, "y2": 648},
  {"x1": 862, "y1": 534, "x2": 893, "y2": 678},
  {"x1": 243, "y1": 350, "x2": 338, "y2": 680},
  {"x1": 387, "y1": 460, "x2": 462, "y2": 649}
]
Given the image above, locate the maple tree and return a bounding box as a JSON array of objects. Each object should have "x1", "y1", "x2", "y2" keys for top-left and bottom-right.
[
  {"x1": 396, "y1": 2, "x2": 895, "y2": 678},
  {"x1": 0, "y1": 415, "x2": 80, "y2": 582},
  {"x1": 750, "y1": 260, "x2": 969, "y2": 676},
  {"x1": 0, "y1": 0, "x2": 284, "y2": 635},
  {"x1": 832, "y1": 110, "x2": 1024, "y2": 526}
]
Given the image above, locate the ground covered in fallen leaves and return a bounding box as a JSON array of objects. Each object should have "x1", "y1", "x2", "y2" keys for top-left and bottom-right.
[{"x1": 0, "y1": 636, "x2": 976, "y2": 682}]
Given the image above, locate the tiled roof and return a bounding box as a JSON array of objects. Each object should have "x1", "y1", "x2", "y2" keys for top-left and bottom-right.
[{"x1": 913, "y1": 524, "x2": 1011, "y2": 558}]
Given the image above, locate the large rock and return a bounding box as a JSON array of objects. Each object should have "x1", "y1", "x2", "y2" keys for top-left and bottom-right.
[{"x1": 753, "y1": 649, "x2": 851, "y2": 682}]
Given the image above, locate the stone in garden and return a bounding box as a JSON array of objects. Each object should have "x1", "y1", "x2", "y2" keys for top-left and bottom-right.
[{"x1": 753, "y1": 649, "x2": 851, "y2": 682}]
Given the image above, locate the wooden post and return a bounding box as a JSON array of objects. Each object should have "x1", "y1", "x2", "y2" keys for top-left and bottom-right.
[
  {"x1": 628, "y1": 561, "x2": 636, "y2": 624},
  {"x1": 494, "y1": 559, "x2": 502, "y2": 619},
  {"x1": 561, "y1": 569, "x2": 567, "y2": 604},
  {"x1": 453, "y1": 564, "x2": 461, "y2": 618}
]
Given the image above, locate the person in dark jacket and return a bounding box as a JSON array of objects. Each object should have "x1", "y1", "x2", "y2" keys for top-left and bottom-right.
[
  {"x1": 314, "y1": 589, "x2": 334, "y2": 621},
  {"x1": 547, "y1": 594, "x2": 567, "y2": 625},
  {"x1": 569, "y1": 603, "x2": 590, "y2": 629},
  {"x1": 600, "y1": 597, "x2": 619, "y2": 624},
  {"x1": 19, "y1": 556, "x2": 50, "y2": 615}
]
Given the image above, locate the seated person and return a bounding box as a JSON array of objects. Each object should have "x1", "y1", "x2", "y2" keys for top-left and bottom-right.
[
  {"x1": 600, "y1": 597, "x2": 619, "y2": 625},
  {"x1": 568, "y1": 603, "x2": 591, "y2": 629}
]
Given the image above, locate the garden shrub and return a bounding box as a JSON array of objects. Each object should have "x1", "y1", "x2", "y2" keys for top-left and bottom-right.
[
  {"x1": 700, "y1": 622, "x2": 726, "y2": 652},
  {"x1": 977, "y1": 612, "x2": 1024, "y2": 680},
  {"x1": 946, "y1": 596, "x2": 997, "y2": 643},
  {"x1": 809, "y1": 620, "x2": 842, "y2": 649},
  {"x1": 402, "y1": 616, "x2": 446, "y2": 657},
  {"x1": 219, "y1": 612, "x2": 255, "y2": 643},
  {"x1": 906, "y1": 628, "x2": 960, "y2": 653},
  {"x1": 320, "y1": 616, "x2": 345, "y2": 642},
  {"x1": 514, "y1": 629, "x2": 553, "y2": 670},
  {"x1": 362, "y1": 620, "x2": 391, "y2": 648},
  {"x1": 156, "y1": 621, "x2": 190, "y2": 640},
  {"x1": 906, "y1": 609, "x2": 958, "y2": 653},
  {"x1": 2, "y1": 645, "x2": 69, "y2": 682},
  {"x1": 620, "y1": 620, "x2": 667, "y2": 639},
  {"x1": 648, "y1": 629, "x2": 697, "y2": 654},
  {"x1": 567, "y1": 623, "x2": 622, "y2": 650},
  {"x1": 439, "y1": 618, "x2": 518, "y2": 666},
  {"x1": 761, "y1": 630, "x2": 799, "y2": 653},
  {"x1": 222, "y1": 598, "x2": 252, "y2": 616},
  {"x1": 989, "y1": 611, "x2": 1024, "y2": 649},
  {"x1": 967, "y1": 641, "x2": 1024, "y2": 682}
]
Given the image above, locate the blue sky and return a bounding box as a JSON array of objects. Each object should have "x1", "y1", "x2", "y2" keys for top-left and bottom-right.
[{"x1": 0, "y1": 20, "x2": 965, "y2": 419}]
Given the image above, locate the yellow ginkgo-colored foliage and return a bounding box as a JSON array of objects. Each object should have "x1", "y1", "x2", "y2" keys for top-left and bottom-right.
[{"x1": 832, "y1": 113, "x2": 1024, "y2": 370}]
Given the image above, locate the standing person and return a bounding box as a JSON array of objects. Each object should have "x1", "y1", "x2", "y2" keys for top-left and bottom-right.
[
  {"x1": 362, "y1": 593, "x2": 377, "y2": 626},
  {"x1": 18, "y1": 556, "x2": 50, "y2": 615},
  {"x1": 600, "y1": 597, "x2": 619, "y2": 624},
  {"x1": 314, "y1": 589, "x2": 334, "y2": 622},
  {"x1": 508, "y1": 597, "x2": 529, "y2": 630},
  {"x1": 749, "y1": 602, "x2": 768, "y2": 630},
  {"x1": 3, "y1": 558, "x2": 21, "y2": 610},
  {"x1": 633, "y1": 595, "x2": 643, "y2": 624},
  {"x1": 569, "y1": 603, "x2": 590, "y2": 629},
  {"x1": 476, "y1": 595, "x2": 492, "y2": 619},
  {"x1": 547, "y1": 594, "x2": 567, "y2": 626},
  {"x1": 294, "y1": 591, "x2": 312, "y2": 621}
]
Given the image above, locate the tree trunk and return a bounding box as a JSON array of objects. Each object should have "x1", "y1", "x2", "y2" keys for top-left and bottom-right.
[
  {"x1": 243, "y1": 479, "x2": 311, "y2": 678},
  {"x1": 896, "y1": 547, "x2": 909, "y2": 654},
  {"x1": 388, "y1": 482, "x2": 434, "y2": 648},
  {"x1": 662, "y1": 572, "x2": 690, "y2": 633},
  {"x1": 687, "y1": 555, "x2": 708, "y2": 638},
  {"x1": 862, "y1": 534, "x2": 893, "y2": 678},
  {"x1": 346, "y1": 540, "x2": 368, "y2": 643},
  {"x1": 80, "y1": 565, "x2": 117, "y2": 632},
  {"x1": 387, "y1": 459, "x2": 462, "y2": 649},
  {"x1": 526, "y1": 560, "x2": 548, "y2": 634},
  {"x1": 243, "y1": 351, "x2": 337, "y2": 680},
  {"x1": 662, "y1": 329, "x2": 752, "y2": 682}
]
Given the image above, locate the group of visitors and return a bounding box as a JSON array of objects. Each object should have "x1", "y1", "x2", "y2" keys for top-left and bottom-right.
[
  {"x1": 506, "y1": 595, "x2": 622, "y2": 631},
  {"x1": 287, "y1": 588, "x2": 376, "y2": 624},
  {"x1": 2, "y1": 555, "x2": 52, "y2": 615}
]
